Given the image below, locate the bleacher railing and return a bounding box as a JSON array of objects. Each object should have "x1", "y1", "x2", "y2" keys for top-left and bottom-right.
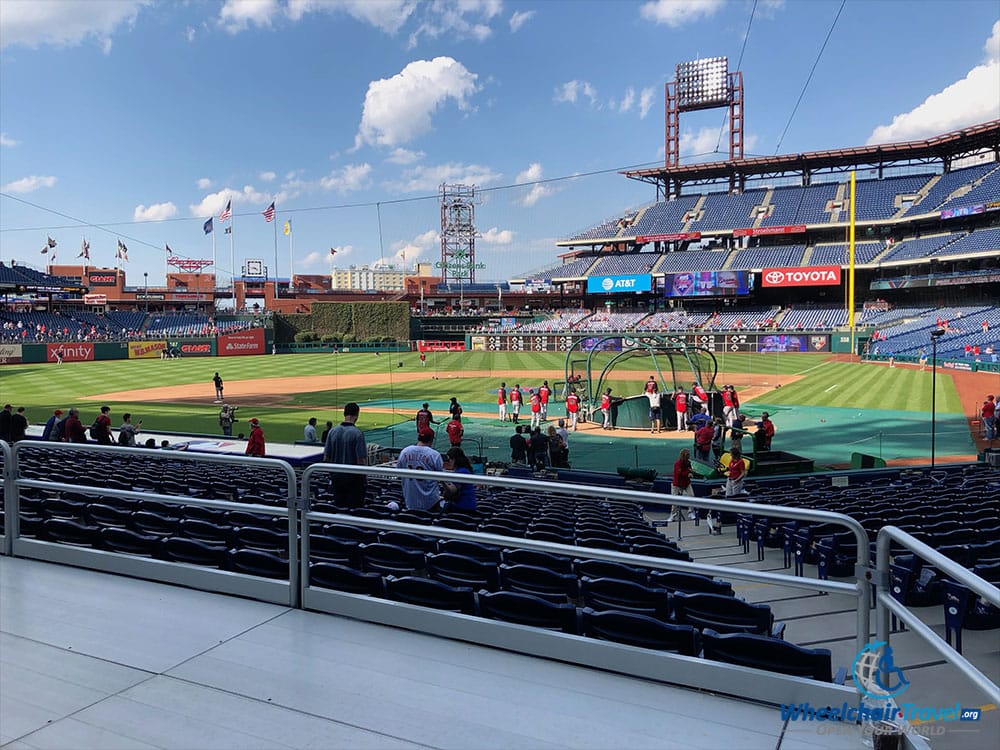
[
  {"x1": 875, "y1": 525, "x2": 1000, "y2": 705},
  {"x1": 5, "y1": 441, "x2": 299, "y2": 607}
]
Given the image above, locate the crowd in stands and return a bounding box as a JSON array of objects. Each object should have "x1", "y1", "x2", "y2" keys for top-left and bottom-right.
[{"x1": 0, "y1": 310, "x2": 262, "y2": 343}]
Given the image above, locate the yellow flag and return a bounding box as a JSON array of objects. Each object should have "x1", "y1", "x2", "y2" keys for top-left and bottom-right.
[{"x1": 283, "y1": 220, "x2": 291, "y2": 236}]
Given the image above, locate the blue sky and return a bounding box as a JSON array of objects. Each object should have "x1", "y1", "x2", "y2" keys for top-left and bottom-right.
[{"x1": 1, "y1": 0, "x2": 998, "y2": 287}]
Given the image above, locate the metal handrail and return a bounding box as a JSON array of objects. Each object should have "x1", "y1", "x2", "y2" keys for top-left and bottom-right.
[
  {"x1": 302, "y1": 461, "x2": 872, "y2": 652},
  {"x1": 9, "y1": 441, "x2": 300, "y2": 606},
  {"x1": 875, "y1": 525, "x2": 1000, "y2": 704},
  {"x1": 0, "y1": 439, "x2": 11, "y2": 556}
]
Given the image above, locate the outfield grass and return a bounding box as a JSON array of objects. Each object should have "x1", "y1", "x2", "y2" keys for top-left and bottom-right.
[{"x1": 0, "y1": 351, "x2": 963, "y2": 446}]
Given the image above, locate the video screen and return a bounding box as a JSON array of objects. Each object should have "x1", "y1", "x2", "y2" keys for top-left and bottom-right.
[
  {"x1": 664, "y1": 270, "x2": 751, "y2": 297},
  {"x1": 581, "y1": 337, "x2": 622, "y2": 352},
  {"x1": 757, "y1": 335, "x2": 806, "y2": 353}
]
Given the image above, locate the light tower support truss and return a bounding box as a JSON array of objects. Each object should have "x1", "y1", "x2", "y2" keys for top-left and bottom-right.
[
  {"x1": 167, "y1": 258, "x2": 214, "y2": 272},
  {"x1": 439, "y1": 183, "x2": 482, "y2": 286}
]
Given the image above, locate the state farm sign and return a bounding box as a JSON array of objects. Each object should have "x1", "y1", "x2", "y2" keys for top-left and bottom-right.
[
  {"x1": 761, "y1": 266, "x2": 842, "y2": 288},
  {"x1": 217, "y1": 328, "x2": 265, "y2": 356}
]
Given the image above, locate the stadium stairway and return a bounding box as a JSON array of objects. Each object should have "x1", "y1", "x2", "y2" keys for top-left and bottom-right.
[{"x1": 680, "y1": 194, "x2": 706, "y2": 232}]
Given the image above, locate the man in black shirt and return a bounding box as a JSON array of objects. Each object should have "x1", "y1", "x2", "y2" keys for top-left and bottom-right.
[{"x1": 509, "y1": 424, "x2": 528, "y2": 464}]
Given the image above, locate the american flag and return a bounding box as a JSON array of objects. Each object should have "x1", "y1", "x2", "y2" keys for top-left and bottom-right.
[
  {"x1": 78, "y1": 239, "x2": 90, "y2": 259},
  {"x1": 219, "y1": 199, "x2": 232, "y2": 222},
  {"x1": 117, "y1": 240, "x2": 129, "y2": 261},
  {"x1": 262, "y1": 202, "x2": 275, "y2": 223}
]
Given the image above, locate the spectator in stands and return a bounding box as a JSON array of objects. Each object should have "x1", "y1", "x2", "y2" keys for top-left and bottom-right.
[
  {"x1": 303, "y1": 417, "x2": 319, "y2": 443},
  {"x1": 213, "y1": 372, "x2": 224, "y2": 402},
  {"x1": 730, "y1": 414, "x2": 746, "y2": 453},
  {"x1": 669, "y1": 448, "x2": 696, "y2": 522},
  {"x1": 9, "y1": 406, "x2": 28, "y2": 443},
  {"x1": 565, "y1": 389, "x2": 580, "y2": 430},
  {"x1": 320, "y1": 420, "x2": 334, "y2": 443},
  {"x1": 0, "y1": 403, "x2": 11, "y2": 442},
  {"x1": 414, "y1": 403, "x2": 438, "y2": 436},
  {"x1": 711, "y1": 417, "x2": 726, "y2": 460},
  {"x1": 547, "y1": 425, "x2": 569, "y2": 468},
  {"x1": 219, "y1": 404, "x2": 236, "y2": 437},
  {"x1": 446, "y1": 414, "x2": 464, "y2": 447},
  {"x1": 497, "y1": 382, "x2": 508, "y2": 422},
  {"x1": 694, "y1": 419, "x2": 714, "y2": 462},
  {"x1": 245, "y1": 418, "x2": 266, "y2": 457},
  {"x1": 510, "y1": 384, "x2": 522, "y2": 423},
  {"x1": 143, "y1": 438, "x2": 157, "y2": 449},
  {"x1": 528, "y1": 426, "x2": 549, "y2": 470},
  {"x1": 324, "y1": 402, "x2": 368, "y2": 508},
  {"x1": 756, "y1": 412, "x2": 775, "y2": 451},
  {"x1": 442, "y1": 447, "x2": 477, "y2": 511},
  {"x1": 41, "y1": 409, "x2": 63, "y2": 441},
  {"x1": 982, "y1": 395, "x2": 996, "y2": 441},
  {"x1": 724, "y1": 448, "x2": 748, "y2": 498},
  {"x1": 117, "y1": 413, "x2": 140, "y2": 446},
  {"x1": 674, "y1": 388, "x2": 688, "y2": 431},
  {"x1": 509, "y1": 424, "x2": 528, "y2": 464},
  {"x1": 64, "y1": 408, "x2": 87, "y2": 443},
  {"x1": 396, "y1": 428, "x2": 444, "y2": 510},
  {"x1": 645, "y1": 375, "x2": 657, "y2": 394},
  {"x1": 93, "y1": 406, "x2": 113, "y2": 445}
]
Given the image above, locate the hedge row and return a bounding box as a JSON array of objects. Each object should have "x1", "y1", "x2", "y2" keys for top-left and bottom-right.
[{"x1": 276, "y1": 302, "x2": 409, "y2": 343}]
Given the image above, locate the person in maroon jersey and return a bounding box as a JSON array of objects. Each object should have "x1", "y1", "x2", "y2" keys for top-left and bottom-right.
[
  {"x1": 674, "y1": 388, "x2": 688, "y2": 432},
  {"x1": 414, "y1": 403, "x2": 438, "y2": 436},
  {"x1": 565, "y1": 389, "x2": 580, "y2": 431},
  {"x1": 538, "y1": 380, "x2": 551, "y2": 420},
  {"x1": 510, "y1": 384, "x2": 522, "y2": 423}
]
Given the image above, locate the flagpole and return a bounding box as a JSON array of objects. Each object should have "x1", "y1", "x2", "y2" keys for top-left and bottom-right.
[
  {"x1": 273, "y1": 212, "x2": 279, "y2": 299},
  {"x1": 288, "y1": 222, "x2": 294, "y2": 293},
  {"x1": 212, "y1": 227, "x2": 217, "y2": 293},
  {"x1": 230, "y1": 206, "x2": 236, "y2": 310}
]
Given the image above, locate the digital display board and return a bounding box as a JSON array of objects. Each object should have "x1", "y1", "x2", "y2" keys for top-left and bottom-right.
[
  {"x1": 757, "y1": 335, "x2": 807, "y2": 353},
  {"x1": 663, "y1": 271, "x2": 752, "y2": 298},
  {"x1": 581, "y1": 337, "x2": 622, "y2": 352}
]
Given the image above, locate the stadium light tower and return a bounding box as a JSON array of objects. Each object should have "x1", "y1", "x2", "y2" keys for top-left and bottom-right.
[
  {"x1": 666, "y1": 57, "x2": 744, "y2": 185},
  {"x1": 439, "y1": 183, "x2": 483, "y2": 294}
]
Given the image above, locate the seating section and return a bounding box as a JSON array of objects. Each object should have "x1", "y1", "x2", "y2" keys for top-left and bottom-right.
[
  {"x1": 694, "y1": 189, "x2": 767, "y2": 231},
  {"x1": 852, "y1": 174, "x2": 933, "y2": 221},
  {"x1": 728, "y1": 245, "x2": 806, "y2": 271},
  {"x1": 935, "y1": 165, "x2": 1000, "y2": 213},
  {"x1": 808, "y1": 241, "x2": 885, "y2": 266},
  {"x1": 904, "y1": 162, "x2": 997, "y2": 215},
  {"x1": 779, "y1": 307, "x2": 848, "y2": 330},
  {"x1": 590, "y1": 254, "x2": 660, "y2": 276},
  {"x1": 933, "y1": 226, "x2": 1000, "y2": 257},
  {"x1": 626, "y1": 196, "x2": 701, "y2": 237},
  {"x1": 877, "y1": 233, "x2": 964, "y2": 263}
]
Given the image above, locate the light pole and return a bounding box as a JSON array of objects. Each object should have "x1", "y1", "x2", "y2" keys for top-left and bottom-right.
[
  {"x1": 143, "y1": 272, "x2": 149, "y2": 314},
  {"x1": 930, "y1": 328, "x2": 945, "y2": 467}
]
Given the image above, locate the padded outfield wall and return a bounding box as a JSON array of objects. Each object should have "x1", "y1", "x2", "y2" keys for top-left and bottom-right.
[
  {"x1": 0, "y1": 329, "x2": 271, "y2": 365},
  {"x1": 467, "y1": 332, "x2": 833, "y2": 353}
]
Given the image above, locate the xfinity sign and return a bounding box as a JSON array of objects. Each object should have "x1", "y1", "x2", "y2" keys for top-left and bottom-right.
[
  {"x1": 762, "y1": 266, "x2": 842, "y2": 288},
  {"x1": 587, "y1": 274, "x2": 652, "y2": 294}
]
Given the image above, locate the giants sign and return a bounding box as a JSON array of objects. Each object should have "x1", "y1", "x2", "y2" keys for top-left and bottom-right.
[
  {"x1": 218, "y1": 328, "x2": 266, "y2": 356},
  {"x1": 762, "y1": 266, "x2": 842, "y2": 288},
  {"x1": 88, "y1": 273, "x2": 118, "y2": 287},
  {"x1": 47, "y1": 343, "x2": 94, "y2": 362}
]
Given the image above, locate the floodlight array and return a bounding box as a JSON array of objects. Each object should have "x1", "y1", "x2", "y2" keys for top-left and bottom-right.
[{"x1": 675, "y1": 56, "x2": 730, "y2": 111}]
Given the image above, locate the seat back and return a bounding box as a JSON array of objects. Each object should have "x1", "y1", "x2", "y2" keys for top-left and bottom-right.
[
  {"x1": 579, "y1": 577, "x2": 670, "y2": 620},
  {"x1": 309, "y1": 562, "x2": 384, "y2": 595},
  {"x1": 581, "y1": 608, "x2": 700, "y2": 655},
  {"x1": 477, "y1": 590, "x2": 578, "y2": 633},
  {"x1": 672, "y1": 592, "x2": 773, "y2": 635},
  {"x1": 701, "y1": 628, "x2": 833, "y2": 682},
  {"x1": 384, "y1": 576, "x2": 477, "y2": 614},
  {"x1": 498, "y1": 564, "x2": 579, "y2": 602},
  {"x1": 648, "y1": 570, "x2": 734, "y2": 597}
]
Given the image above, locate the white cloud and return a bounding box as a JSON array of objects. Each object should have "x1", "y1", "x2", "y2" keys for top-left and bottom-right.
[
  {"x1": 185, "y1": 26, "x2": 196, "y2": 42},
  {"x1": 509, "y1": 9, "x2": 535, "y2": 32},
  {"x1": 2, "y1": 175, "x2": 57, "y2": 193},
  {"x1": 639, "y1": 87, "x2": 656, "y2": 119},
  {"x1": 385, "y1": 161, "x2": 502, "y2": 192},
  {"x1": 0, "y1": 133, "x2": 17, "y2": 147},
  {"x1": 219, "y1": 0, "x2": 280, "y2": 32},
  {"x1": 330, "y1": 244, "x2": 355, "y2": 261},
  {"x1": 319, "y1": 163, "x2": 372, "y2": 192},
  {"x1": 481, "y1": 227, "x2": 514, "y2": 244},
  {"x1": 355, "y1": 57, "x2": 479, "y2": 148},
  {"x1": 259, "y1": 170, "x2": 277, "y2": 182},
  {"x1": 0, "y1": 0, "x2": 148, "y2": 50},
  {"x1": 680, "y1": 127, "x2": 758, "y2": 159},
  {"x1": 639, "y1": 0, "x2": 725, "y2": 27},
  {"x1": 196, "y1": 177, "x2": 213, "y2": 190},
  {"x1": 514, "y1": 162, "x2": 555, "y2": 207},
  {"x1": 286, "y1": 0, "x2": 416, "y2": 34},
  {"x1": 188, "y1": 185, "x2": 273, "y2": 217},
  {"x1": 618, "y1": 87, "x2": 636, "y2": 113},
  {"x1": 300, "y1": 250, "x2": 326, "y2": 268},
  {"x1": 868, "y1": 21, "x2": 1000, "y2": 144},
  {"x1": 554, "y1": 80, "x2": 598, "y2": 106},
  {"x1": 388, "y1": 229, "x2": 438, "y2": 263},
  {"x1": 133, "y1": 202, "x2": 178, "y2": 222},
  {"x1": 386, "y1": 147, "x2": 425, "y2": 165},
  {"x1": 406, "y1": 0, "x2": 502, "y2": 48}
]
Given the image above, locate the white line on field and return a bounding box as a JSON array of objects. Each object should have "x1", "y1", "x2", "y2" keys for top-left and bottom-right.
[{"x1": 824, "y1": 384, "x2": 839, "y2": 393}]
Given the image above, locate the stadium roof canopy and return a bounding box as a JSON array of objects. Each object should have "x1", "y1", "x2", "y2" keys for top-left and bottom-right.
[{"x1": 625, "y1": 119, "x2": 1000, "y2": 194}]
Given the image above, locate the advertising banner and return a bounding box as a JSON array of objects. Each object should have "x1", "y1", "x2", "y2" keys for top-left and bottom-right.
[
  {"x1": 128, "y1": 341, "x2": 168, "y2": 359},
  {"x1": 87, "y1": 272, "x2": 118, "y2": 287},
  {"x1": 635, "y1": 232, "x2": 701, "y2": 243},
  {"x1": 169, "y1": 339, "x2": 216, "y2": 357},
  {"x1": 665, "y1": 271, "x2": 751, "y2": 297},
  {"x1": 47, "y1": 342, "x2": 95, "y2": 362},
  {"x1": 218, "y1": 328, "x2": 266, "y2": 356},
  {"x1": 762, "y1": 266, "x2": 842, "y2": 287},
  {"x1": 586, "y1": 274, "x2": 653, "y2": 294},
  {"x1": 0, "y1": 343, "x2": 23, "y2": 365},
  {"x1": 733, "y1": 225, "x2": 806, "y2": 237},
  {"x1": 83, "y1": 294, "x2": 108, "y2": 305}
]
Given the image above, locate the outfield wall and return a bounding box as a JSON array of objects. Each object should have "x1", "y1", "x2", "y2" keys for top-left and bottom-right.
[{"x1": 0, "y1": 329, "x2": 270, "y2": 365}]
